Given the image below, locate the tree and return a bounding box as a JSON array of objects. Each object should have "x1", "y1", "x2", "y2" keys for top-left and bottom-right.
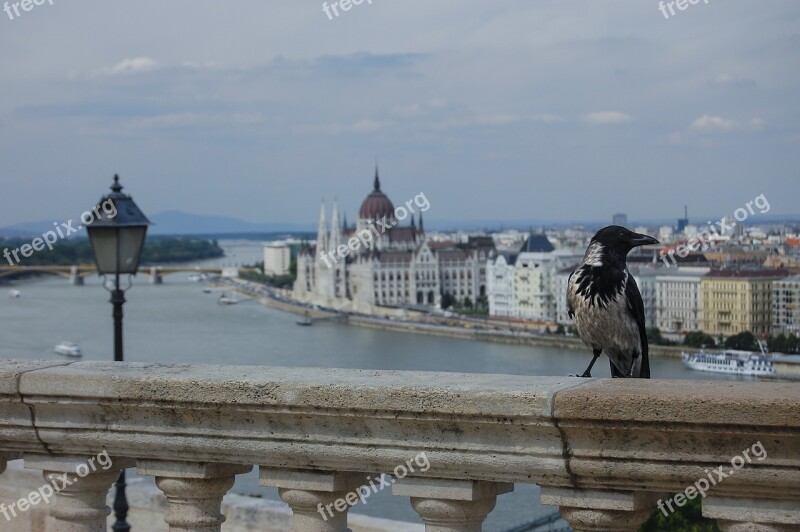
[
  {"x1": 555, "y1": 324, "x2": 565, "y2": 335},
  {"x1": 768, "y1": 333, "x2": 800, "y2": 354},
  {"x1": 684, "y1": 331, "x2": 716, "y2": 348},
  {"x1": 646, "y1": 327, "x2": 673, "y2": 346},
  {"x1": 640, "y1": 496, "x2": 719, "y2": 531},
  {"x1": 724, "y1": 331, "x2": 758, "y2": 351},
  {"x1": 440, "y1": 293, "x2": 454, "y2": 310},
  {"x1": 463, "y1": 296, "x2": 473, "y2": 309}
]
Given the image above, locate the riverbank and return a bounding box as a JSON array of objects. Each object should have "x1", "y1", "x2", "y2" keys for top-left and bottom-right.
[{"x1": 228, "y1": 278, "x2": 688, "y2": 358}]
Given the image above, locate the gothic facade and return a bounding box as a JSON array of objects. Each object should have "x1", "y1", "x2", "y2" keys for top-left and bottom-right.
[{"x1": 292, "y1": 168, "x2": 494, "y2": 313}]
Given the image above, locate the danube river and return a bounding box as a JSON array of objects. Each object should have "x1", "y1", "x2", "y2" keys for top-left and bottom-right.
[{"x1": 0, "y1": 241, "x2": 750, "y2": 530}]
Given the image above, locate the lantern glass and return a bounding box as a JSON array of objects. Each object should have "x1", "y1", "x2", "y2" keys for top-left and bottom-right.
[{"x1": 88, "y1": 226, "x2": 147, "y2": 275}]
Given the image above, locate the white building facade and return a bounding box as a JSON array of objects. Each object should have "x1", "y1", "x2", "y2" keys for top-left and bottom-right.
[
  {"x1": 293, "y1": 169, "x2": 493, "y2": 313},
  {"x1": 655, "y1": 267, "x2": 710, "y2": 333},
  {"x1": 487, "y1": 235, "x2": 582, "y2": 322},
  {"x1": 263, "y1": 242, "x2": 291, "y2": 276}
]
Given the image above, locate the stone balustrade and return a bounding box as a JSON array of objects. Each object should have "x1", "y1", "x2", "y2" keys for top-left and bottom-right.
[{"x1": 0, "y1": 359, "x2": 798, "y2": 531}]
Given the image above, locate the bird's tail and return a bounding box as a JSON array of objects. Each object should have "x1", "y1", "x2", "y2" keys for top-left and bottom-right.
[
  {"x1": 639, "y1": 350, "x2": 650, "y2": 379},
  {"x1": 610, "y1": 353, "x2": 650, "y2": 378},
  {"x1": 610, "y1": 360, "x2": 625, "y2": 378}
]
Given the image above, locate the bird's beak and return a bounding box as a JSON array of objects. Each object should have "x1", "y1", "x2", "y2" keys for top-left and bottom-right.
[{"x1": 630, "y1": 233, "x2": 659, "y2": 247}]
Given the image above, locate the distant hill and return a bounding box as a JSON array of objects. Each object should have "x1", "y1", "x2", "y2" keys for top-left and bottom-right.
[
  {"x1": 1, "y1": 210, "x2": 797, "y2": 238},
  {"x1": 0, "y1": 211, "x2": 314, "y2": 238},
  {"x1": 147, "y1": 211, "x2": 313, "y2": 235}
]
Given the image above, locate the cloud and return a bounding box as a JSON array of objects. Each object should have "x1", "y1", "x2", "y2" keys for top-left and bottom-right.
[
  {"x1": 268, "y1": 52, "x2": 427, "y2": 80},
  {"x1": 690, "y1": 115, "x2": 765, "y2": 133},
  {"x1": 391, "y1": 99, "x2": 449, "y2": 118},
  {"x1": 427, "y1": 113, "x2": 563, "y2": 130},
  {"x1": 110, "y1": 57, "x2": 159, "y2": 75},
  {"x1": 708, "y1": 73, "x2": 757, "y2": 87},
  {"x1": 665, "y1": 132, "x2": 683, "y2": 145},
  {"x1": 582, "y1": 111, "x2": 633, "y2": 125},
  {"x1": 294, "y1": 119, "x2": 392, "y2": 134}
]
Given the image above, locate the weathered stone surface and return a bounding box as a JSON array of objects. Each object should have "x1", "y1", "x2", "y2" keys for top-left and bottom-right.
[
  {"x1": 392, "y1": 478, "x2": 513, "y2": 501},
  {"x1": 0, "y1": 360, "x2": 74, "y2": 456},
  {"x1": 550, "y1": 380, "x2": 800, "y2": 498},
  {"x1": 6, "y1": 361, "x2": 582, "y2": 486},
  {"x1": 0, "y1": 360, "x2": 798, "y2": 529},
  {"x1": 0, "y1": 460, "x2": 422, "y2": 532}
]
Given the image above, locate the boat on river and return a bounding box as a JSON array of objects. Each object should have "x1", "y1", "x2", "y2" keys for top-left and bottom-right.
[
  {"x1": 54, "y1": 342, "x2": 82, "y2": 358},
  {"x1": 681, "y1": 349, "x2": 774, "y2": 376}
]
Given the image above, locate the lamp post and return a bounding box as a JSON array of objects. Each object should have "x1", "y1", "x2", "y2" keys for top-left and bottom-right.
[{"x1": 86, "y1": 174, "x2": 150, "y2": 532}]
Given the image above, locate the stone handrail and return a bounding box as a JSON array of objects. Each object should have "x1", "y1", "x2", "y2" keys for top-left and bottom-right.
[{"x1": 1, "y1": 359, "x2": 798, "y2": 531}]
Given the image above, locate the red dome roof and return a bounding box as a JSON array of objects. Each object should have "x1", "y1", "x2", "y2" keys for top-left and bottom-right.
[{"x1": 359, "y1": 167, "x2": 395, "y2": 220}]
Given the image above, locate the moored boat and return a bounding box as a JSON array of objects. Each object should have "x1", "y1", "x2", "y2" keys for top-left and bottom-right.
[
  {"x1": 682, "y1": 349, "x2": 774, "y2": 376},
  {"x1": 54, "y1": 342, "x2": 82, "y2": 358}
]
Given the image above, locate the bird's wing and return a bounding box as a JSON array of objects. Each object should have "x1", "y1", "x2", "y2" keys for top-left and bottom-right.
[
  {"x1": 624, "y1": 274, "x2": 650, "y2": 378},
  {"x1": 567, "y1": 269, "x2": 575, "y2": 319}
]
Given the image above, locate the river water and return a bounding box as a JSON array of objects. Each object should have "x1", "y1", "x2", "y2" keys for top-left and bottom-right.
[{"x1": 0, "y1": 241, "x2": 751, "y2": 530}]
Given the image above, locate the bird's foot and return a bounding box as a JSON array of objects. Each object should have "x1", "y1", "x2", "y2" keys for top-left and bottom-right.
[{"x1": 571, "y1": 371, "x2": 592, "y2": 378}]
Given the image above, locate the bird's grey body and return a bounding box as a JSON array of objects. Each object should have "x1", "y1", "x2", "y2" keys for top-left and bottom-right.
[
  {"x1": 566, "y1": 227, "x2": 658, "y2": 378},
  {"x1": 568, "y1": 255, "x2": 643, "y2": 376}
]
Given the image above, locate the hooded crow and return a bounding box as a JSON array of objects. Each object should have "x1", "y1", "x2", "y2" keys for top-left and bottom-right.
[{"x1": 567, "y1": 226, "x2": 659, "y2": 378}]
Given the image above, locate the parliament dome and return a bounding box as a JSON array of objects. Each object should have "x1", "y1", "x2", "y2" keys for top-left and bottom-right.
[{"x1": 358, "y1": 167, "x2": 395, "y2": 220}]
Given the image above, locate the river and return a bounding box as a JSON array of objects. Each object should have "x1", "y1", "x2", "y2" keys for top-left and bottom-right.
[{"x1": 0, "y1": 241, "x2": 753, "y2": 530}]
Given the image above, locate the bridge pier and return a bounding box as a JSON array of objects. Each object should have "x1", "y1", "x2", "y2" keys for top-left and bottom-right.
[
  {"x1": 150, "y1": 267, "x2": 162, "y2": 285},
  {"x1": 69, "y1": 266, "x2": 84, "y2": 286}
]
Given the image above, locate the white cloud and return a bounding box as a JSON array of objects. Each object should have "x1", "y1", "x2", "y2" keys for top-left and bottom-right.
[
  {"x1": 709, "y1": 73, "x2": 756, "y2": 87},
  {"x1": 110, "y1": 57, "x2": 159, "y2": 75},
  {"x1": 428, "y1": 113, "x2": 563, "y2": 130},
  {"x1": 690, "y1": 115, "x2": 765, "y2": 133},
  {"x1": 582, "y1": 111, "x2": 633, "y2": 125},
  {"x1": 391, "y1": 99, "x2": 449, "y2": 118},
  {"x1": 665, "y1": 132, "x2": 683, "y2": 145},
  {"x1": 294, "y1": 119, "x2": 392, "y2": 134}
]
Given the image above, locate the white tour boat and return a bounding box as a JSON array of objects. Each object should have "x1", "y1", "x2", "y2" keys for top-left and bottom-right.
[
  {"x1": 54, "y1": 342, "x2": 82, "y2": 358},
  {"x1": 682, "y1": 349, "x2": 774, "y2": 376}
]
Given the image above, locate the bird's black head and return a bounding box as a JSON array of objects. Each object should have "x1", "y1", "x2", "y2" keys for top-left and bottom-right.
[{"x1": 590, "y1": 225, "x2": 660, "y2": 256}]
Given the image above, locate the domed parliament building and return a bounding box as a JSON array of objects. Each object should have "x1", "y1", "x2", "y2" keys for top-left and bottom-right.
[{"x1": 292, "y1": 168, "x2": 495, "y2": 313}]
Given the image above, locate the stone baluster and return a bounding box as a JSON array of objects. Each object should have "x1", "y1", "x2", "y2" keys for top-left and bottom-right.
[
  {"x1": 540, "y1": 487, "x2": 659, "y2": 532},
  {"x1": 138, "y1": 460, "x2": 251, "y2": 532},
  {"x1": 259, "y1": 467, "x2": 371, "y2": 532},
  {"x1": 703, "y1": 496, "x2": 800, "y2": 531},
  {"x1": 24, "y1": 453, "x2": 133, "y2": 532},
  {"x1": 393, "y1": 477, "x2": 513, "y2": 532}
]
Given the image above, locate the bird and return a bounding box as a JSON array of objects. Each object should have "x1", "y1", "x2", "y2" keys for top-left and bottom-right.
[{"x1": 567, "y1": 226, "x2": 659, "y2": 378}]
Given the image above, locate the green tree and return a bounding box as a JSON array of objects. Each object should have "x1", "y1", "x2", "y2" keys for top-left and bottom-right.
[
  {"x1": 640, "y1": 496, "x2": 719, "y2": 531},
  {"x1": 724, "y1": 331, "x2": 758, "y2": 351},
  {"x1": 646, "y1": 327, "x2": 674, "y2": 346},
  {"x1": 768, "y1": 333, "x2": 800, "y2": 354},
  {"x1": 684, "y1": 331, "x2": 716, "y2": 348},
  {"x1": 440, "y1": 293, "x2": 454, "y2": 310}
]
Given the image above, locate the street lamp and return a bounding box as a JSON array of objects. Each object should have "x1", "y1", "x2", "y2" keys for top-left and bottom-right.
[{"x1": 86, "y1": 174, "x2": 150, "y2": 532}]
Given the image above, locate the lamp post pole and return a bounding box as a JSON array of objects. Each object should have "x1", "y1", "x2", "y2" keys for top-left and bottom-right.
[
  {"x1": 86, "y1": 174, "x2": 150, "y2": 532},
  {"x1": 111, "y1": 274, "x2": 129, "y2": 532}
]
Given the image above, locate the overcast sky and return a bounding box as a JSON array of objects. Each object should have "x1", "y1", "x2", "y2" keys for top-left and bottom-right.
[{"x1": 1, "y1": 0, "x2": 798, "y2": 228}]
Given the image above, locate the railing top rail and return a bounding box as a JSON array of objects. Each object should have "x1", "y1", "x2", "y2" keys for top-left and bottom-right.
[{"x1": 1, "y1": 359, "x2": 798, "y2": 498}]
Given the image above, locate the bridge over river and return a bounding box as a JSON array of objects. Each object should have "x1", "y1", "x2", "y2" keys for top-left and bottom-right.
[{"x1": 0, "y1": 264, "x2": 228, "y2": 285}]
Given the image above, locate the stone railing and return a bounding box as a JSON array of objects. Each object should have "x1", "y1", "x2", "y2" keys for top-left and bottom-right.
[{"x1": 1, "y1": 359, "x2": 799, "y2": 532}]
